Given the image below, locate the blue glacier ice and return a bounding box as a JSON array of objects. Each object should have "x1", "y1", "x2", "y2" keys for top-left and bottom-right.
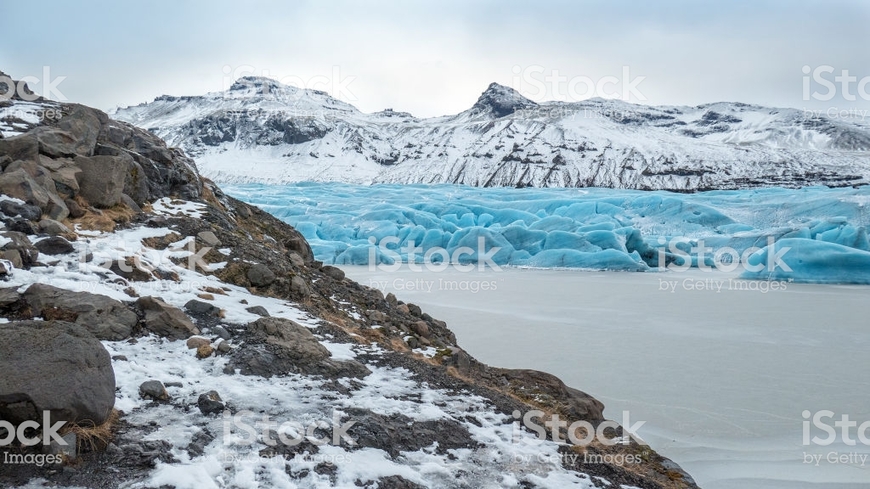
[{"x1": 224, "y1": 183, "x2": 870, "y2": 284}]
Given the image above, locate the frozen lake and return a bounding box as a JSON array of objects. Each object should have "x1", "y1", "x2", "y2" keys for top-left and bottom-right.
[{"x1": 341, "y1": 266, "x2": 870, "y2": 489}]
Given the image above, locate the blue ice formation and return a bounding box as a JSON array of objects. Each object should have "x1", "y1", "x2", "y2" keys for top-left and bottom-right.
[{"x1": 224, "y1": 183, "x2": 870, "y2": 284}]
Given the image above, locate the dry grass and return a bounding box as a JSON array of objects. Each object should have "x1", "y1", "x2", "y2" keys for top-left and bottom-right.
[
  {"x1": 70, "y1": 204, "x2": 137, "y2": 233},
  {"x1": 60, "y1": 409, "x2": 119, "y2": 453}
]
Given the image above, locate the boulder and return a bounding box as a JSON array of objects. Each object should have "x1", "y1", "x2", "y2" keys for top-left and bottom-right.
[
  {"x1": 245, "y1": 305, "x2": 270, "y2": 317},
  {"x1": 321, "y1": 265, "x2": 345, "y2": 281},
  {"x1": 54, "y1": 104, "x2": 102, "y2": 156},
  {"x1": 74, "y1": 154, "x2": 128, "y2": 208},
  {"x1": 0, "y1": 200, "x2": 41, "y2": 221},
  {"x1": 1, "y1": 231, "x2": 39, "y2": 267},
  {"x1": 184, "y1": 299, "x2": 221, "y2": 317},
  {"x1": 290, "y1": 275, "x2": 311, "y2": 297},
  {"x1": 0, "y1": 320, "x2": 115, "y2": 426},
  {"x1": 22, "y1": 283, "x2": 138, "y2": 340},
  {"x1": 135, "y1": 296, "x2": 200, "y2": 340},
  {"x1": 46, "y1": 162, "x2": 81, "y2": 197},
  {"x1": 247, "y1": 263, "x2": 276, "y2": 287},
  {"x1": 33, "y1": 127, "x2": 80, "y2": 158},
  {"x1": 5, "y1": 219, "x2": 39, "y2": 236},
  {"x1": 197, "y1": 231, "x2": 221, "y2": 247},
  {"x1": 139, "y1": 380, "x2": 169, "y2": 401},
  {"x1": 38, "y1": 218, "x2": 70, "y2": 235},
  {"x1": 0, "y1": 168, "x2": 52, "y2": 210},
  {"x1": 197, "y1": 391, "x2": 224, "y2": 415},
  {"x1": 34, "y1": 236, "x2": 75, "y2": 255},
  {"x1": 0, "y1": 133, "x2": 38, "y2": 162},
  {"x1": 230, "y1": 317, "x2": 331, "y2": 377},
  {"x1": 64, "y1": 198, "x2": 85, "y2": 218}
]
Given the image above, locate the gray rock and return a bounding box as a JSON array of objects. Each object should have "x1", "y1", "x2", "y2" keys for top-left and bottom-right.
[
  {"x1": 34, "y1": 236, "x2": 74, "y2": 255},
  {"x1": 0, "y1": 168, "x2": 52, "y2": 211},
  {"x1": 411, "y1": 321, "x2": 430, "y2": 337},
  {"x1": 42, "y1": 158, "x2": 81, "y2": 198},
  {"x1": 247, "y1": 263, "x2": 276, "y2": 287},
  {"x1": 139, "y1": 380, "x2": 169, "y2": 401},
  {"x1": 385, "y1": 292, "x2": 398, "y2": 307},
  {"x1": 0, "y1": 133, "x2": 38, "y2": 162},
  {"x1": 0, "y1": 320, "x2": 116, "y2": 426},
  {"x1": 213, "y1": 325, "x2": 232, "y2": 341},
  {"x1": 33, "y1": 127, "x2": 80, "y2": 158},
  {"x1": 245, "y1": 305, "x2": 270, "y2": 317},
  {"x1": 0, "y1": 200, "x2": 41, "y2": 221},
  {"x1": 22, "y1": 283, "x2": 138, "y2": 340},
  {"x1": 290, "y1": 275, "x2": 311, "y2": 297},
  {"x1": 55, "y1": 104, "x2": 102, "y2": 157},
  {"x1": 6, "y1": 218, "x2": 39, "y2": 235},
  {"x1": 1, "y1": 249, "x2": 22, "y2": 268},
  {"x1": 407, "y1": 303, "x2": 423, "y2": 316},
  {"x1": 120, "y1": 193, "x2": 143, "y2": 214},
  {"x1": 185, "y1": 299, "x2": 221, "y2": 317},
  {"x1": 135, "y1": 296, "x2": 200, "y2": 340},
  {"x1": 287, "y1": 252, "x2": 304, "y2": 268},
  {"x1": 64, "y1": 198, "x2": 85, "y2": 219},
  {"x1": 230, "y1": 317, "x2": 331, "y2": 377},
  {"x1": 1, "y1": 231, "x2": 39, "y2": 268},
  {"x1": 38, "y1": 218, "x2": 70, "y2": 235},
  {"x1": 197, "y1": 231, "x2": 221, "y2": 247},
  {"x1": 74, "y1": 154, "x2": 128, "y2": 208},
  {"x1": 197, "y1": 391, "x2": 224, "y2": 415},
  {"x1": 321, "y1": 265, "x2": 345, "y2": 281}
]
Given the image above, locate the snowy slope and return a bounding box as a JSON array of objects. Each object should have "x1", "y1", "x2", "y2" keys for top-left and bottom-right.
[{"x1": 112, "y1": 77, "x2": 870, "y2": 190}]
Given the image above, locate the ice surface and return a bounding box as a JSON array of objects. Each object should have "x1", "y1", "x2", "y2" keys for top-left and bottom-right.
[{"x1": 225, "y1": 184, "x2": 870, "y2": 284}]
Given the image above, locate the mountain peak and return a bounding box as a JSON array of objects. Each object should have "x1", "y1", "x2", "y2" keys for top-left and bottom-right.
[
  {"x1": 229, "y1": 76, "x2": 292, "y2": 94},
  {"x1": 472, "y1": 82, "x2": 536, "y2": 118}
]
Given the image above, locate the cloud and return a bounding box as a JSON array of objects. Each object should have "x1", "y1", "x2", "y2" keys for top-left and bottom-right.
[{"x1": 1, "y1": 0, "x2": 869, "y2": 117}]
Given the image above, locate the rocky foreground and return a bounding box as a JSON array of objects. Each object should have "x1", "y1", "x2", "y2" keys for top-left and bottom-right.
[{"x1": 0, "y1": 73, "x2": 697, "y2": 488}]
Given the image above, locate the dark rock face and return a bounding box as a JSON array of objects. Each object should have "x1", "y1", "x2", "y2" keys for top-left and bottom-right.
[
  {"x1": 0, "y1": 320, "x2": 115, "y2": 426},
  {"x1": 22, "y1": 283, "x2": 138, "y2": 340},
  {"x1": 246, "y1": 263, "x2": 276, "y2": 287},
  {"x1": 34, "y1": 236, "x2": 74, "y2": 255},
  {"x1": 74, "y1": 154, "x2": 128, "y2": 208},
  {"x1": 471, "y1": 82, "x2": 537, "y2": 118},
  {"x1": 230, "y1": 317, "x2": 369, "y2": 379},
  {"x1": 135, "y1": 296, "x2": 199, "y2": 340},
  {"x1": 1, "y1": 231, "x2": 39, "y2": 268},
  {"x1": 342, "y1": 408, "x2": 479, "y2": 458}
]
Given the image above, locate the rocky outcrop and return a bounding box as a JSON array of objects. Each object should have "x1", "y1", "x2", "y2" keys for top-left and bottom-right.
[
  {"x1": 22, "y1": 284, "x2": 138, "y2": 340},
  {"x1": 0, "y1": 73, "x2": 202, "y2": 232},
  {"x1": 134, "y1": 296, "x2": 199, "y2": 340},
  {"x1": 0, "y1": 320, "x2": 115, "y2": 426}
]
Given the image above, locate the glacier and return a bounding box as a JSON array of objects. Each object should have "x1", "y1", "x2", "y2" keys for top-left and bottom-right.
[{"x1": 224, "y1": 183, "x2": 870, "y2": 284}]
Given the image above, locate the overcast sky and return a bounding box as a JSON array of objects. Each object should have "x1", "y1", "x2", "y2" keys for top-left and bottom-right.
[{"x1": 2, "y1": 0, "x2": 869, "y2": 117}]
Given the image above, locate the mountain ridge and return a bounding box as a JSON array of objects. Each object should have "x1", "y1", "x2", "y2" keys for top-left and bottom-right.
[{"x1": 111, "y1": 77, "x2": 870, "y2": 191}]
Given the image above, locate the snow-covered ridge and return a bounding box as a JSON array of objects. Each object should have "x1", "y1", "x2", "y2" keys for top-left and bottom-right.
[{"x1": 112, "y1": 77, "x2": 870, "y2": 190}]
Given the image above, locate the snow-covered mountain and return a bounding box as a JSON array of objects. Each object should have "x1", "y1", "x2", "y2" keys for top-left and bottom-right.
[{"x1": 112, "y1": 76, "x2": 870, "y2": 190}]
